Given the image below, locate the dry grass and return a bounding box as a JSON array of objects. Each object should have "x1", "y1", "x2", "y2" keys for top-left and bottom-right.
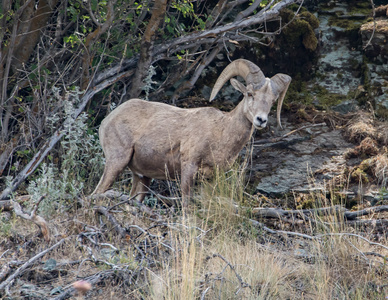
[
  {"x1": 345, "y1": 112, "x2": 376, "y2": 144},
  {"x1": 345, "y1": 111, "x2": 388, "y2": 147},
  {"x1": 1, "y1": 162, "x2": 388, "y2": 299},
  {"x1": 374, "y1": 153, "x2": 388, "y2": 186}
]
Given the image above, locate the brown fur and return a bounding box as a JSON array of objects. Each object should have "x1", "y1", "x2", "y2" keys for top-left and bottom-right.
[{"x1": 92, "y1": 61, "x2": 291, "y2": 206}]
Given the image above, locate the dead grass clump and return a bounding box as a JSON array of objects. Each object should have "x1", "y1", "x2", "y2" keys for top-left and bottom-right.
[
  {"x1": 374, "y1": 153, "x2": 388, "y2": 186},
  {"x1": 357, "y1": 137, "x2": 379, "y2": 156},
  {"x1": 349, "y1": 153, "x2": 388, "y2": 186},
  {"x1": 345, "y1": 111, "x2": 388, "y2": 147},
  {"x1": 345, "y1": 137, "x2": 379, "y2": 159},
  {"x1": 350, "y1": 167, "x2": 370, "y2": 184},
  {"x1": 345, "y1": 112, "x2": 376, "y2": 144},
  {"x1": 376, "y1": 123, "x2": 388, "y2": 146},
  {"x1": 285, "y1": 103, "x2": 350, "y2": 128}
]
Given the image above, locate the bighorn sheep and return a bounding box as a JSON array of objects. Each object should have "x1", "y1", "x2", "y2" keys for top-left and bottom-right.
[{"x1": 92, "y1": 59, "x2": 291, "y2": 206}]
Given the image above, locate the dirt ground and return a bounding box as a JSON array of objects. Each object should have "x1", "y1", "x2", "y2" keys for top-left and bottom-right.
[{"x1": 1, "y1": 107, "x2": 387, "y2": 299}]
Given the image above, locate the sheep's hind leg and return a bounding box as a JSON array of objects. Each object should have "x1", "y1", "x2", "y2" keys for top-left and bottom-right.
[
  {"x1": 92, "y1": 149, "x2": 133, "y2": 195},
  {"x1": 130, "y1": 174, "x2": 151, "y2": 202}
]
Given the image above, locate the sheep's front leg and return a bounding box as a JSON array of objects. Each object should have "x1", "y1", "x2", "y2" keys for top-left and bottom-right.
[
  {"x1": 92, "y1": 148, "x2": 134, "y2": 195},
  {"x1": 181, "y1": 162, "x2": 198, "y2": 208}
]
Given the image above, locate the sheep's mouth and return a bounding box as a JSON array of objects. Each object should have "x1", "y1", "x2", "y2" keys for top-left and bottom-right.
[
  {"x1": 253, "y1": 121, "x2": 267, "y2": 129},
  {"x1": 253, "y1": 123, "x2": 265, "y2": 130}
]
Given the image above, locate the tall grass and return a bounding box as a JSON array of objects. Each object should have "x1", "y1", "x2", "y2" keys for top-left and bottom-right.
[{"x1": 143, "y1": 162, "x2": 388, "y2": 300}]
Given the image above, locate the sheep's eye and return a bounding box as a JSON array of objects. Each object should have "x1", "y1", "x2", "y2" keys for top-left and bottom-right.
[{"x1": 247, "y1": 92, "x2": 253, "y2": 98}]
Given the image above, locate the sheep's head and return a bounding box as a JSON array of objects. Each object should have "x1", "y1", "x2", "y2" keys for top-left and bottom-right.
[{"x1": 210, "y1": 59, "x2": 291, "y2": 129}]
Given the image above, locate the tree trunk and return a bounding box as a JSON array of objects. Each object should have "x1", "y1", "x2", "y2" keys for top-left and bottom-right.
[
  {"x1": 129, "y1": 0, "x2": 168, "y2": 99},
  {"x1": 12, "y1": 0, "x2": 60, "y2": 72}
]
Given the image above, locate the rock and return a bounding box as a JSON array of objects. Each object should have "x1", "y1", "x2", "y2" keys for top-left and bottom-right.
[
  {"x1": 305, "y1": 1, "x2": 388, "y2": 119},
  {"x1": 254, "y1": 123, "x2": 354, "y2": 197},
  {"x1": 43, "y1": 258, "x2": 57, "y2": 271},
  {"x1": 360, "y1": 18, "x2": 388, "y2": 117},
  {"x1": 361, "y1": 19, "x2": 388, "y2": 60},
  {"x1": 332, "y1": 99, "x2": 359, "y2": 114},
  {"x1": 50, "y1": 286, "x2": 64, "y2": 295},
  {"x1": 312, "y1": 1, "x2": 365, "y2": 96}
]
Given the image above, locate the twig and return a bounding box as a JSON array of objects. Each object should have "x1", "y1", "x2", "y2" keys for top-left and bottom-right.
[
  {"x1": 254, "y1": 122, "x2": 326, "y2": 145},
  {"x1": 364, "y1": 252, "x2": 388, "y2": 260},
  {"x1": 94, "y1": 206, "x2": 128, "y2": 238},
  {"x1": 0, "y1": 249, "x2": 11, "y2": 260},
  {"x1": 315, "y1": 233, "x2": 388, "y2": 252},
  {"x1": 80, "y1": 233, "x2": 119, "y2": 251},
  {"x1": 363, "y1": 0, "x2": 376, "y2": 50},
  {"x1": 51, "y1": 269, "x2": 119, "y2": 300},
  {"x1": 251, "y1": 205, "x2": 347, "y2": 219},
  {"x1": 143, "y1": 185, "x2": 181, "y2": 207},
  {"x1": 129, "y1": 225, "x2": 175, "y2": 252},
  {"x1": 206, "y1": 253, "x2": 251, "y2": 293},
  {"x1": 344, "y1": 205, "x2": 388, "y2": 220},
  {"x1": 200, "y1": 286, "x2": 212, "y2": 300},
  {"x1": 107, "y1": 192, "x2": 144, "y2": 211},
  {"x1": 0, "y1": 238, "x2": 66, "y2": 291},
  {"x1": 0, "y1": 200, "x2": 13, "y2": 211},
  {"x1": 11, "y1": 195, "x2": 51, "y2": 241}
]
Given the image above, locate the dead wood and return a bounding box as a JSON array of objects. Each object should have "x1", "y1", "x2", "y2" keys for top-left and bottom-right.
[
  {"x1": 252, "y1": 204, "x2": 388, "y2": 222},
  {"x1": 344, "y1": 205, "x2": 388, "y2": 220},
  {"x1": 248, "y1": 216, "x2": 388, "y2": 253},
  {"x1": 0, "y1": 200, "x2": 12, "y2": 211},
  {"x1": 252, "y1": 205, "x2": 347, "y2": 219},
  {"x1": 203, "y1": 253, "x2": 251, "y2": 297},
  {"x1": 254, "y1": 122, "x2": 326, "y2": 146},
  {"x1": 0, "y1": 68, "x2": 134, "y2": 201},
  {"x1": 50, "y1": 269, "x2": 121, "y2": 300},
  {"x1": 94, "y1": 206, "x2": 128, "y2": 238},
  {"x1": 251, "y1": 204, "x2": 388, "y2": 237},
  {"x1": 344, "y1": 218, "x2": 388, "y2": 228},
  {"x1": 0, "y1": 238, "x2": 66, "y2": 292},
  {"x1": 11, "y1": 196, "x2": 51, "y2": 242}
]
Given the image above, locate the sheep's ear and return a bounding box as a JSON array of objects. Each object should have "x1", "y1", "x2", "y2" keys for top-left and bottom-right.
[
  {"x1": 230, "y1": 78, "x2": 247, "y2": 94},
  {"x1": 270, "y1": 74, "x2": 292, "y2": 129}
]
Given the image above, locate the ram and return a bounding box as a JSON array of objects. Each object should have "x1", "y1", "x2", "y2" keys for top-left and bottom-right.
[{"x1": 92, "y1": 59, "x2": 291, "y2": 206}]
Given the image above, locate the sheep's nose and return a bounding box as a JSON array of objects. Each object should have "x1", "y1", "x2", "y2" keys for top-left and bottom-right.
[{"x1": 256, "y1": 116, "x2": 267, "y2": 125}]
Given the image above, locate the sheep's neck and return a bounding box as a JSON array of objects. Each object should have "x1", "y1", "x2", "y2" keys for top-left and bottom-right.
[
  {"x1": 228, "y1": 98, "x2": 253, "y2": 133},
  {"x1": 220, "y1": 99, "x2": 253, "y2": 158}
]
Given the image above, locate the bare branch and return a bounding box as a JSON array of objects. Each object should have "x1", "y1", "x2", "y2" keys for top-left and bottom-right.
[
  {"x1": 0, "y1": 69, "x2": 133, "y2": 200},
  {"x1": 0, "y1": 238, "x2": 66, "y2": 291},
  {"x1": 363, "y1": 0, "x2": 376, "y2": 50},
  {"x1": 156, "y1": 0, "x2": 300, "y2": 56},
  {"x1": 11, "y1": 195, "x2": 51, "y2": 242}
]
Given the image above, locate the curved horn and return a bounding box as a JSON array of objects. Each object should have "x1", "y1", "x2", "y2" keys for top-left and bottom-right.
[
  {"x1": 209, "y1": 59, "x2": 265, "y2": 101},
  {"x1": 270, "y1": 74, "x2": 292, "y2": 129}
]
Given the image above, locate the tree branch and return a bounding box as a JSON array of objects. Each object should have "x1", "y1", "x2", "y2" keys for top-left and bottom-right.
[
  {"x1": 0, "y1": 238, "x2": 66, "y2": 292},
  {"x1": 129, "y1": 0, "x2": 168, "y2": 98},
  {"x1": 0, "y1": 69, "x2": 133, "y2": 200},
  {"x1": 11, "y1": 195, "x2": 51, "y2": 242}
]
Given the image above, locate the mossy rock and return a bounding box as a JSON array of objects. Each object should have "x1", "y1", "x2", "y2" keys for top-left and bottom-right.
[
  {"x1": 376, "y1": 105, "x2": 388, "y2": 120},
  {"x1": 281, "y1": 9, "x2": 319, "y2": 51},
  {"x1": 312, "y1": 85, "x2": 347, "y2": 108},
  {"x1": 350, "y1": 168, "x2": 370, "y2": 183}
]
